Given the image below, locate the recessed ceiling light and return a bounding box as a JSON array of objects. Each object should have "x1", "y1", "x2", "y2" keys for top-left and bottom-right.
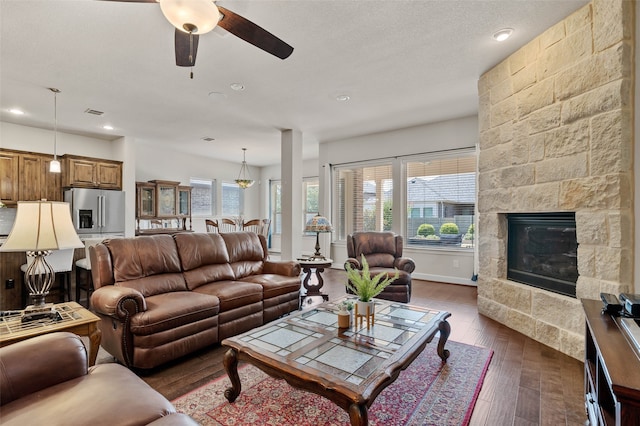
[
  {"x1": 103, "y1": 125, "x2": 114, "y2": 130},
  {"x1": 493, "y1": 28, "x2": 513, "y2": 42},
  {"x1": 9, "y1": 108, "x2": 24, "y2": 115},
  {"x1": 336, "y1": 95, "x2": 350, "y2": 102},
  {"x1": 230, "y1": 83, "x2": 245, "y2": 91}
]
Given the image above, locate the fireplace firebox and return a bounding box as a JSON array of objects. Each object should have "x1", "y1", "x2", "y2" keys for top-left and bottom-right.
[{"x1": 507, "y1": 213, "x2": 578, "y2": 297}]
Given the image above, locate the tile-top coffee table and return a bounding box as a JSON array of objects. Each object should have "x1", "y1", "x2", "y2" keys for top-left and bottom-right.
[{"x1": 221, "y1": 297, "x2": 451, "y2": 426}]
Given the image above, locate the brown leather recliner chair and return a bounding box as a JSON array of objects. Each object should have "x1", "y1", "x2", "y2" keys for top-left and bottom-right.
[
  {"x1": 344, "y1": 232, "x2": 415, "y2": 303},
  {"x1": 0, "y1": 332, "x2": 198, "y2": 426}
]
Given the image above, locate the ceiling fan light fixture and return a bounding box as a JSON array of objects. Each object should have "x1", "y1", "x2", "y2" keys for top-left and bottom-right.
[{"x1": 160, "y1": 0, "x2": 220, "y2": 34}]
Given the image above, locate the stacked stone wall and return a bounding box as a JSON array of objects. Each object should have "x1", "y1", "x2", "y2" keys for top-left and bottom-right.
[{"x1": 477, "y1": 0, "x2": 634, "y2": 360}]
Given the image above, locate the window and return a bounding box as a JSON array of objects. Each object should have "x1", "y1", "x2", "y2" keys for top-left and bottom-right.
[
  {"x1": 269, "y1": 177, "x2": 319, "y2": 235},
  {"x1": 405, "y1": 152, "x2": 475, "y2": 249},
  {"x1": 189, "y1": 178, "x2": 215, "y2": 216},
  {"x1": 333, "y1": 162, "x2": 393, "y2": 240},
  {"x1": 221, "y1": 181, "x2": 244, "y2": 216}
]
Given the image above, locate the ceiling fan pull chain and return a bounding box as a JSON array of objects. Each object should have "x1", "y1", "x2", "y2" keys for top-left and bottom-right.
[{"x1": 189, "y1": 32, "x2": 194, "y2": 79}]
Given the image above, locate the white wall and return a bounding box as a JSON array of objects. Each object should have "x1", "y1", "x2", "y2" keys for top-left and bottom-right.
[
  {"x1": 319, "y1": 115, "x2": 479, "y2": 285},
  {"x1": 135, "y1": 140, "x2": 261, "y2": 233}
]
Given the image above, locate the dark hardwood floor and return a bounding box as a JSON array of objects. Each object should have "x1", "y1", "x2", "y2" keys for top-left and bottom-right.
[{"x1": 120, "y1": 268, "x2": 586, "y2": 425}]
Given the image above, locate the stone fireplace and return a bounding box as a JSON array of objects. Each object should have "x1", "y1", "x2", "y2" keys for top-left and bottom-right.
[{"x1": 477, "y1": 0, "x2": 634, "y2": 360}]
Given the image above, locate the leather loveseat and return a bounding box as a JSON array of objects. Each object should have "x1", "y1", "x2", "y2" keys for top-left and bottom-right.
[
  {"x1": 90, "y1": 231, "x2": 301, "y2": 370},
  {"x1": 344, "y1": 231, "x2": 415, "y2": 303},
  {"x1": 0, "y1": 332, "x2": 197, "y2": 426}
]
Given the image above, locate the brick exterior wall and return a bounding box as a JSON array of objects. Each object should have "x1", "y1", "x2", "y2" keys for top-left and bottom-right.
[{"x1": 476, "y1": 0, "x2": 634, "y2": 359}]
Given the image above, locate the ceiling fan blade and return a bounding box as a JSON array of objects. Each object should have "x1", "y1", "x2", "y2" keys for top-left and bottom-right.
[
  {"x1": 175, "y1": 29, "x2": 199, "y2": 67},
  {"x1": 217, "y1": 6, "x2": 293, "y2": 60}
]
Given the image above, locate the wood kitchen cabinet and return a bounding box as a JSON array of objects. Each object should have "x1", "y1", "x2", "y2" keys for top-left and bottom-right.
[
  {"x1": 0, "y1": 149, "x2": 61, "y2": 204},
  {"x1": 62, "y1": 155, "x2": 122, "y2": 190},
  {"x1": 0, "y1": 151, "x2": 19, "y2": 204}
]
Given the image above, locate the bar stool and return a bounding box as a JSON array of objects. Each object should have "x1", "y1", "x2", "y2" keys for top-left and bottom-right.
[{"x1": 75, "y1": 238, "x2": 104, "y2": 308}]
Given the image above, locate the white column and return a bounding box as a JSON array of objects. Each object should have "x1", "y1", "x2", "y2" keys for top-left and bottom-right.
[{"x1": 281, "y1": 129, "x2": 303, "y2": 260}]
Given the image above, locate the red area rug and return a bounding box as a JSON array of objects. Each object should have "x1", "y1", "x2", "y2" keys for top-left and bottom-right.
[{"x1": 172, "y1": 340, "x2": 492, "y2": 425}]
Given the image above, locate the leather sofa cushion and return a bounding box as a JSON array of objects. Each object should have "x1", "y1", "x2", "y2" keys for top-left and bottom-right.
[
  {"x1": 368, "y1": 267, "x2": 411, "y2": 285},
  {"x1": 241, "y1": 274, "x2": 301, "y2": 299},
  {"x1": 116, "y1": 272, "x2": 187, "y2": 298},
  {"x1": 174, "y1": 233, "x2": 235, "y2": 290},
  {"x1": 106, "y1": 235, "x2": 187, "y2": 295},
  {"x1": 193, "y1": 280, "x2": 263, "y2": 312},
  {"x1": 130, "y1": 291, "x2": 220, "y2": 336},
  {"x1": 220, "y1": 232, "x2": 265, "y2": 279},
  {"x1": 352, "y1": 232, "x2": 398, "y2": 267}
]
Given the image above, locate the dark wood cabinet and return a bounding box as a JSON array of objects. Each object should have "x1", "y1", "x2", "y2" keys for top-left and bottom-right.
[
  {"x1": 62, "y1": 155, "x2": 122, "y2": 190},
  {"x1": 582, "y1": 299, "x2": 640, "y2": 425},
  {"x1": 135, "y1": 180, "x2": 192, "y2": 235},
  {"x1": 0, "y1": 151, "x2": 19, "y2": 204},
  {"x1": 0, "y1": 149, "x2": 62, "y2": 204}
]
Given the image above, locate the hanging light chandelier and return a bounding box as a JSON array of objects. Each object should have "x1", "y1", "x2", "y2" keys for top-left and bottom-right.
[
  {"x1": 235, "y1": 148, "x2": 254, "y2": 189},
  {"x1": 49, "y1": 88, "x2": 61, "y2": 173}
]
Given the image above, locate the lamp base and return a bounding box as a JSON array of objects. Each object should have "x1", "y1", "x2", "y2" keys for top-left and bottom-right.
[
  {"x1": 306, "y1": 254, "x2": 328, "y2": 261},
  {"x1": 21, "y1": 303, "x2": 61, "y2": 323}
]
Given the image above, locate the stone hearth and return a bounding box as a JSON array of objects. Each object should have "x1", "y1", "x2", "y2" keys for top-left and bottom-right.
[{"x1": 476, "y1": 0, "x2": 634, "y2": 359}]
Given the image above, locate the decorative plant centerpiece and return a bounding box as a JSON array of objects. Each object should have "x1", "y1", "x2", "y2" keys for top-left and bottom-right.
[{"x1": 345, "y1": 255, "x2": 399, "y2": 326}]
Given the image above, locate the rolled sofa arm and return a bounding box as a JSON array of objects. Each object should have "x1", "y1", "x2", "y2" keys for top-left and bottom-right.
[
  {"x1": 344, "y1": 257, "x2": 361, "y2": 270},
  {"x1": 263, "y1": 260, "x2": 301, "y2": 277},
  {"x1": 91, "y1": 286, "x2": 147, "y2": 319},
  {"x1": 394, "y1": 257, "x2": 416, "y2": 273},
  {"x1": 0, "y1": 332, "x2": 87, "y2": 406}
]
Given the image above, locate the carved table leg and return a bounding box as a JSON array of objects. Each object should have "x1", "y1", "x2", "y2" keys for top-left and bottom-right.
[
  {"x1": 437, "y1": 319, "x2": 451, "y2": 362},
  {"x1": 223, "y1": 348, "x2": 241, "y2": 402},
  {"x1": 348, "y1": 402, "x2": 369, "y2": 426}
]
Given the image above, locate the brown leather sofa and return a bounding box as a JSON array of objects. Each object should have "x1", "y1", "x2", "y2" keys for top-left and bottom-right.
[
  {"x1": 344, "y1": 231, "x2": 415, "y2": 303},
  {"x1": 0, "y1": 332, "x2": 197, "y2": 426},
  {"x1": 90, "y1": 232, "x2": 301, "y2": 370}
]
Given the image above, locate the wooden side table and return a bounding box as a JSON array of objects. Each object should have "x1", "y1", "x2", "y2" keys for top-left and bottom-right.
[
  {"x1": 299, "y1": 258, "x2": 332, "y2": 307},
  {"x1": 0, "y1": 302, "x2": 102, "y2": 366}
]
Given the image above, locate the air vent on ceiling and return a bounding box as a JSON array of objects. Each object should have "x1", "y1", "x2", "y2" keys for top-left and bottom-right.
[
  {"x1": 84, "y1": 108, "x2": 104, "y2": 116},
  {"x1": 201, "y1": 137, "x2": 215, "y2": 142}
]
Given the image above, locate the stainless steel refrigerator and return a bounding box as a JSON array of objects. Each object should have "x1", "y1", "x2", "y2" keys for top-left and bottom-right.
[{"x1": 64, "y1": 188, "x2": 125, "y2": 235}]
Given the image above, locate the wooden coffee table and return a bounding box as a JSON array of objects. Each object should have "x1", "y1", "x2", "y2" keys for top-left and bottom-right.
[
  {"x1": 0, "y1": 302, "x2": 102, "y2": 366},
  {"x1": 222, "y1": 297, "x2": 450, "y2": 426}
]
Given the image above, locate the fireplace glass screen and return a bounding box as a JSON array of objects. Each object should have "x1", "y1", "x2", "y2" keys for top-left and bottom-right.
[{"x1": 507, "y1": 213, "x2": 578, "y2": 297}]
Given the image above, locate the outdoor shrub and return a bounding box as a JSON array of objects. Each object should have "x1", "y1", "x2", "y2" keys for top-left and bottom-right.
[
  {"x1": 439, "y1": 222, "x2": 459, "y2": 235},
  {"x1": 417, "y1": 223, "x2": 435, "y2": 237},
  {"x1": 464, "y1": 224, "x2": 475, "y2": 240}
]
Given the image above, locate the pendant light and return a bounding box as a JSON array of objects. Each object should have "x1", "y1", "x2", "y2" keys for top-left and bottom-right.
[
  {"x1": 49, "y1": 88, "x2": 61, "y2": 173},
  {"x1": 235, "y1": 148, "x2": 255, "y2": 189}
]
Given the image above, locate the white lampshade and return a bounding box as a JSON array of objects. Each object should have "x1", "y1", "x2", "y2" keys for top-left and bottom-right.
[
  {"x1": 160, "y1": 0, "x2": 220, "y2": 34},
  {"x1": 0, "y1": 201, "x2": 83, "y2": 252}
]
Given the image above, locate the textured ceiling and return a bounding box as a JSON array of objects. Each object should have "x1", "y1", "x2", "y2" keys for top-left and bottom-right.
[{"x1": 1, "y1": 0, "x2": 589, "y2": 166}]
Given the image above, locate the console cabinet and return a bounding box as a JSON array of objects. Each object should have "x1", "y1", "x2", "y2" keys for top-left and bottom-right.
[
  {"x1": 135, "y1": 180, "x2": 192, "y2": 235},
  {"x1": 62, "y1": 155, "x2": 122, "y2": 190},
  {"x1": 582, "y1": 299, "x2": 640, "y2": 425}
]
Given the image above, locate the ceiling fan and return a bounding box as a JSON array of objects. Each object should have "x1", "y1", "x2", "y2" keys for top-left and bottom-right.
[{"x1": 102, "y1": 0, "x2": 293, "y2": 76}]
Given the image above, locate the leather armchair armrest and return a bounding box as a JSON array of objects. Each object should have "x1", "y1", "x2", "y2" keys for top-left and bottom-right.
[
  {"x1": 0, "y1": 332, "x2": 87, "y2": 406},
  {"x1": 344, "y1": 257, "x2": 361, "y2": 270},
  {"x1": 394, "y1": 257, "x2": 416, "y2": 273},
  {"x1": 91, "y1": 286, "x2": 147, "y2": 319},
  {"x1": 263, "y1": 260, "x2": 301, "y2": 277}
]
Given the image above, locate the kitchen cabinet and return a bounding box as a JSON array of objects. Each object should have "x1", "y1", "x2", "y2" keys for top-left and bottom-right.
[
  {"x1": 0, "y1": 151, "x2": 19, "y2": 204},
  {"x1": 135, "y1": 180, "x2": 192, "y2": 235},
  {"x1": 62, "y1": 155, "x2": 122, "y2": 190}
]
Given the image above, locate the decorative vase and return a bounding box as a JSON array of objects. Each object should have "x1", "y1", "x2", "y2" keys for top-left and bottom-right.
[{"x1": 337, "y1": 311, "x2": 351, "y2": 328}]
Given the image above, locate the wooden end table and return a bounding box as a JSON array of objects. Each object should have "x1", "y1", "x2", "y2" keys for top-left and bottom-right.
[
  {"x1": 298, "y1": 258, "x2": 332, "y2": 306},
  {"x1": 0, "y1": 301, "x2": 102, "y2": 366}
]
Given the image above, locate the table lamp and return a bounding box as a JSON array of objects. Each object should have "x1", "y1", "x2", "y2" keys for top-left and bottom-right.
[
  {"x1": 0, "y1": 201, "x2": 83, "y2": 322},
  {"x1": 304, "y1": 214, "x2": 333, "y2": 260}
]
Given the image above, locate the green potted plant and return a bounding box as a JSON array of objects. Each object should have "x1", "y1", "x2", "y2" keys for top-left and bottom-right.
[{"x1": 345, "y1": 255, "x2": 399, "y2": 315}]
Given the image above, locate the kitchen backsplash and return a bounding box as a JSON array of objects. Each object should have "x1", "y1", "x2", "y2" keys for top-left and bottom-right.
[{"x1": 0, "y1": 207, "x2": 16, "y2": 236}]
